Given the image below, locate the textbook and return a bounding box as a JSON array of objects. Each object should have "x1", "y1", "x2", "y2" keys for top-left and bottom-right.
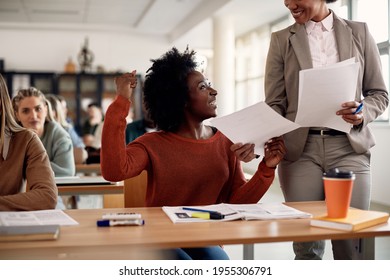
[
  {"x1": 0, "y1": 225, "x2": 60, "y2": 242},
  {"x1": 310, "y1": 209, "x2": 389, "y2": 231},
  {"x1": 163, "y1": 203, "x2": 312, "y2": 223}
]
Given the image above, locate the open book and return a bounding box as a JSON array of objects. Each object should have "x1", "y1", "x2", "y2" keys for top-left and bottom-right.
[{"x1": 162, "y1": 203, "x2": 312, "y2": 223}]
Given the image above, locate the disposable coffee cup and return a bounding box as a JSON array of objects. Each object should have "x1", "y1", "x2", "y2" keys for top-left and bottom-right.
[{"x1": 323, "y1": 168, "x2": 355, "y2": 218}]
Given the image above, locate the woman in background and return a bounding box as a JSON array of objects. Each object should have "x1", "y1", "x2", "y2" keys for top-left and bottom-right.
[
  {"x1": 46, "y1": 93, "x2": 88, "y2": 164},
  {"x1": 12, "y1": 87, "x2": 75, "y2": 209},
  {"x1": 0, "y1": 74, "x2": 57, "y2": 211}
]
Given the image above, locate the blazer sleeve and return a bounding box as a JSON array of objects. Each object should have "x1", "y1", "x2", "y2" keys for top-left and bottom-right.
[{"x1": 358, "y1": 22, "x2": 389, "y2": 128}]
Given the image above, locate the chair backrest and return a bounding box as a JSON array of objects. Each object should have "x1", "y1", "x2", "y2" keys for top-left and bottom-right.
[{"x1": 124, "y1": 170, "x2": 147, "y2": 207}]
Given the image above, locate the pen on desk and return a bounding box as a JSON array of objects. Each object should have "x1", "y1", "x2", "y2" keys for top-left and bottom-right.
[
  {"x1": 353, "y1": 103, "x2": 363, "y2": 115},
  {"x1": 182, "y1": 207, "x2": 220, "y2": 214},
  {"x1": 97, "y1": 219, "x2": 145, "y2": 227}
]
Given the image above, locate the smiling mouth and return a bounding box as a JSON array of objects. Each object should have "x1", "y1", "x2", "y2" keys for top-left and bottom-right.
[
  {"x1": 209, "y1": 100, "x2": 217, "y2": 107},
  {"x1": 291, "y1": 10, "x2": 303, "y2": 18}
]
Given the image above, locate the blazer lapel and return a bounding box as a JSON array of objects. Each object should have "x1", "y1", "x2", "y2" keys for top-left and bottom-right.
[
  {"x1": 289, "y1": 23, "x2": 313, "y2": 70},
  {"x1": 333, "y1": 14, "x2": 353, "y2": 61}
]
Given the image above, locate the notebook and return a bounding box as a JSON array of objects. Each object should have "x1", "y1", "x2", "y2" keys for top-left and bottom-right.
[
  {"x1": 55, "y1": 176, "x2": 117, "y2": 186},
  {"x1": 310, "y1": 209, "x2": 389, "y2": 231},
  {"x1": 0, "y1": 225, "x2": 60, "y2": 242}
]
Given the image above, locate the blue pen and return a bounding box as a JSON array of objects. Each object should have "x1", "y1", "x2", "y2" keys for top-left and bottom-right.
[
  {"x1": 353, "y1": 103, "x2": 363, "y2": 114},
  {"x1": 182, "y1": 207, "x2": 220, "y2": 214}
]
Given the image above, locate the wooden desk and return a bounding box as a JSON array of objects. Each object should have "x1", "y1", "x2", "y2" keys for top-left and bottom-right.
[
  {"x1": 75, "y1": 163, "x2": 101, "y2": 175},
  {"x1": 1, "y1": 201, "x2": 389, "y2": 260},
  {"x1": 57, "y1": 182, "x2": 124, "y2": 196}
]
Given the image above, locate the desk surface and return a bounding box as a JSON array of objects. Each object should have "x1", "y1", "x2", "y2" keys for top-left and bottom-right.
[
  {"x1": 75, "y1": 163, "x2": 101, "y2": 174},
  {"x1": 57, "y1": 181, "x2": 124, "y2": 196},
  {"x1": 1, "y1": 201, "x2": 389, "y2": 259}
]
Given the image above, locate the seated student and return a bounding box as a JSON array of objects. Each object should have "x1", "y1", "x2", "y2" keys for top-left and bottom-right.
[
  {"x1": 125, "y1": 95, "x2": 157, "y2": 144},
  {"x1": 101, "y1": 47, "x2": 286, "y2": 260},
  {"x1": 12, "y1": 87, "x2": 75, "y2": 209},
  {"x1": 55, "y1": 94, "x2": 73, "y2": 125},
  {"x1": 45, "y1": 94, "x2": 88, "y2": 164},
  {"x1": 82, "y1": 102, "x2": 104, "y2": 147},
  {"x1": 0, "y1": 74, "x2": 57, "y2": 211}
]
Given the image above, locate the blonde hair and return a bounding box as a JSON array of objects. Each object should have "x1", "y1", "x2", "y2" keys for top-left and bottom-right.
[
  {"x1": 45, "y1": 93, "x2": 69, "y2": 128},
  {"x1": 12, "y1": 86, "x2": 55, "y2": 123},
  {"x1": 0, "y1": 74, "x2": 25, "y2": 151}
]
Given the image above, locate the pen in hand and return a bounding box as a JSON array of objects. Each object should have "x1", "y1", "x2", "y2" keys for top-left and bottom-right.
[{"x1": 353, "y1": 103, "x2": 363, "y2": 115}]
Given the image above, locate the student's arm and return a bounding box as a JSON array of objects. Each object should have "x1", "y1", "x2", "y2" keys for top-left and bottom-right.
[
  {"x1": 228, "y1": 159, "x2": 276, "y2": 204},
  {"x1": 101, "y1": 95, "x2": 149, "y2": 182},
  {"x1": 0, "y1": 134, "x2": 57, "y2": 211},
  {"x1": 228, "y1": 137, "x2": 285, "y2": 204}
]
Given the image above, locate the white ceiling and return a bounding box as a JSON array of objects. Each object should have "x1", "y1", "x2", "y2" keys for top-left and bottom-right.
[{"x1": 0, "y1": 0, "x2": 288, "y2": 48}]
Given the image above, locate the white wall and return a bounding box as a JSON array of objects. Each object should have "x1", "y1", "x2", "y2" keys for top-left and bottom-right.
[
  {"x1": 0, "y1": 28, "x2": 176, "y2": 74},
  {"x1": 370, "y1": 124, "x2": 390, "y2": 206}
]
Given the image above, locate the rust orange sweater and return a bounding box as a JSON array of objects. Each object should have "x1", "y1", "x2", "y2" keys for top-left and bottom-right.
[{"x1": 101, "y1": 95, "x2": 275, "y2": 207}]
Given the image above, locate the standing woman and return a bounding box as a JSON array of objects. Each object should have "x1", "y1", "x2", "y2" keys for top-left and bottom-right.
[
  {"x1": 264, "y1": 0, "x2": 388, "y2": 259},
  {"x1": 12, "y1": 87, "x2": 75, "y2": 209},
  {"x1": 0, "y1": 74, "x2": 57, "y2": 210},
  {"x1": 101, "y1": 47, "x2": 286, "y2": 260}
]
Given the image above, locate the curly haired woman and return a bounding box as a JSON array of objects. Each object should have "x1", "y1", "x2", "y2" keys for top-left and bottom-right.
[{"x1": 101, "y1": 47, "x2": 286, "y2": 260}]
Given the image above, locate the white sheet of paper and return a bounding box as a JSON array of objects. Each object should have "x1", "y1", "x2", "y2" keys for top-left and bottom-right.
[
  {"x1": 0, "y1": 209, "x2": 79, "y2": 226},
  {"x1": 295, "y1": 58, "x2": 359, "y2": 133},
  {"x1": 210, "y1": 102, "x2": 300, "y2": 157}
]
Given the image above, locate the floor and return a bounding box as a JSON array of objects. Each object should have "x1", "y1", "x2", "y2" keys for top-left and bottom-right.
[{"x1": 223, "y1": 183, "x2": 390, "y2": 260}]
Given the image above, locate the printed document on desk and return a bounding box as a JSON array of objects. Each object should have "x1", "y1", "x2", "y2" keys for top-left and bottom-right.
[
  {"x1": 295, "y1": 58, "x2": 359, "y2": 133},
  {"x1": 0, "y1": 209, "x2": 79, "y2": 226},
  {"x1": 210, "y1": 102, "x2": 300, "y2": 157},
  {"x1": 163, "y1": 203, "x2": 312, "y2": 223}
]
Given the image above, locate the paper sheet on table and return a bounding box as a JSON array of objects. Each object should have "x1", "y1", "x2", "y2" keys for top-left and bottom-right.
[
  {"x1": 295, "y1": 58, "x2": 359, "y2": 133},
  {"x1": 210, "y1": 102, "x2": 300, "y2": 157},
  {"x1": 0, "y1": 209, "x2": 79, "y2": 226}
]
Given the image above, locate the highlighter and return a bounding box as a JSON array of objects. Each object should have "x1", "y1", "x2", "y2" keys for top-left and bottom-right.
[{"x1": 191, "y1": 212, "x2": 225, "y2": 220}]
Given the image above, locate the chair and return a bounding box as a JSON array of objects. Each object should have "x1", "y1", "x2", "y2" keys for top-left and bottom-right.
[{"x1": 123, "y1": 170, "x2": 147, "y2": 208}]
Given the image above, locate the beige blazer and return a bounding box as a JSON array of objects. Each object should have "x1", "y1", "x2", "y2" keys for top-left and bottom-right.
[{"x1": 265, "y1": 12, "x2": 389, "y2": 161}]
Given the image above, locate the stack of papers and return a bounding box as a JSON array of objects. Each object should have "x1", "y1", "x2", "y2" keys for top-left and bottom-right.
[
  {"x1": 162, "y1": 203, "x2": 312, "y2": 223},
  {"x1": 210, "y1": 58, "x2": 359, "y2": 155},
  {"x1": 295, "y1": 58, "x2": 359, "y2": 133}
]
